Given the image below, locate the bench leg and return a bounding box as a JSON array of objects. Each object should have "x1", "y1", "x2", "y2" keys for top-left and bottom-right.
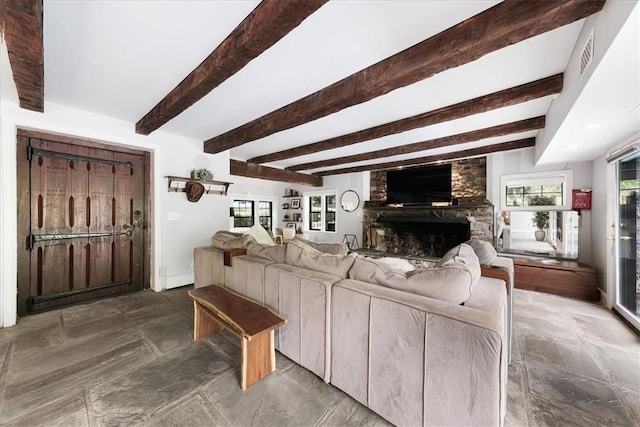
[
  {"x1": 241, "y1": 330, "x2": 276, "y2": 390},
  {"x1": 193, "y1": 301, "x2": 222, "y2": 340}
]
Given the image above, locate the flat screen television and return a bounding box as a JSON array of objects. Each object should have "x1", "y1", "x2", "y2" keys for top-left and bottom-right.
[{"x1": 386, "y1": 164, "x2": 452, "y2": 205}]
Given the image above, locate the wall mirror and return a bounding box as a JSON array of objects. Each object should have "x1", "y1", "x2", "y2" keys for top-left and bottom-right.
[{"x1": 340, "y1": 190, "x2": 360, "y2": 212}]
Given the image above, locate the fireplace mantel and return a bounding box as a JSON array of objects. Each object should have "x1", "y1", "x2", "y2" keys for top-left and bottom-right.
[{"x1": 378, "y1": 216, "x2": 470, "y2": 224}]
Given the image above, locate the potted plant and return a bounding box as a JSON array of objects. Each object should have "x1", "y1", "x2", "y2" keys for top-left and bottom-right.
[{"x1": 529, "y1": 195, "x2": 555, "y2": 241}]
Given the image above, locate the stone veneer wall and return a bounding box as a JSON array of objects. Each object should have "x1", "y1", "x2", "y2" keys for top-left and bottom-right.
[
  {"x1": 452, "y1": 158, "x2": 486, "y2": 199},
  {"x1": 369, "y1": 158, "x2": 486, "y2": 201}
]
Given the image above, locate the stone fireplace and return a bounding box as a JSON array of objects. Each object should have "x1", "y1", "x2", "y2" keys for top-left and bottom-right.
[
  {"x1": 363, "y1": 204, "x2": 494, "y2": 258},
  {"x1": 364, "y1": 157, "x2": 493, "y2": 258}
]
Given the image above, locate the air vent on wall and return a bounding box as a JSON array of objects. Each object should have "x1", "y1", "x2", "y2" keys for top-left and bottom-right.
[{"x1": 580, "y1": 29, "x2": 594, "y2": 79}]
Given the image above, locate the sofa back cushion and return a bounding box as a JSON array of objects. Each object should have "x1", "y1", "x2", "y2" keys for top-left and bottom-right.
[
  {"x1": 379, "y1": 264, "x2": 475, "y2": 304},
  {"x1": 293, "y1": 237, "x2": 349, "y2": 255},
  {"x1": 285, "y1": 238, "x2": 356, "y2": 279},
  {"x1": 247, "y1": 242, "x2": 286, "y2": 263},
  {"x1": 436, "y1": 243, "x2": 481, "y2": 285},
  {"x1": 211, "y1": 231, "x2": 255, "y2": 250},
  {"x1": 349, "y1": 254, "x2": 475, "y2": 304}
]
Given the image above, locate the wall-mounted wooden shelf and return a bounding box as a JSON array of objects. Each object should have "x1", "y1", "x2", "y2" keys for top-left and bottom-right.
[{"x1": 165, "y1": 176, "x2": 232, "y2": 196}]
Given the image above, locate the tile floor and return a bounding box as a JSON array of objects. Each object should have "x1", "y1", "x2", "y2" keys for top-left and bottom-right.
[{"x1": 0, "y1": 286, "x2": 638, "y2": 426}]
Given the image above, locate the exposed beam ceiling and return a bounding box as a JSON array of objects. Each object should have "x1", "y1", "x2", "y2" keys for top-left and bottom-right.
[
  {"x1": 288, "y1": 116, "x2": 545, "y2": 172},
  {"x1": 315, "y1": 138, "x2": 536, "y2": 176},
  {"x1": 248, "y1": 74, "x2": 563, "y2": 164},
  {"x1": 204, "y1": 0, "x2": 604, "y2": 155},
  {"x1": 230, "y1": 159, "x2": 322, "y2": 187},
  {"x1": 1, "y1": 0, "x2": 44, "y2": 112},
  {"x1": 135, "y1": 0, "x2": 327, "y2": 135}
]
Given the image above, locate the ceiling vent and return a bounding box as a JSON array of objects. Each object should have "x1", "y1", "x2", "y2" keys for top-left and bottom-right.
[{"x1": 579, "y1": 29, "x2": 595, "y2": 79}]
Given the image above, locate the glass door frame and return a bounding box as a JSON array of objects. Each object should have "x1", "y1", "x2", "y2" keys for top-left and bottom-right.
[{"x1": 612, "y1": 153, "x2": 640, "y2": 331}]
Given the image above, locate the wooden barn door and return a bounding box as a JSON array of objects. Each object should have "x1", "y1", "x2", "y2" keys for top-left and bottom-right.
[{"x1": 17, "y1": 133, "x2": 149, "y2": 314}]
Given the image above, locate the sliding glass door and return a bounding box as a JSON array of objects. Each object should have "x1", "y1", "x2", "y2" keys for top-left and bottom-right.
[{"x1": 615, "y1": 152, "x2": 640, "y2": 330}]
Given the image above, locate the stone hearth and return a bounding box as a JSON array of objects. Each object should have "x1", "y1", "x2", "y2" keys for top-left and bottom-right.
[{"x1": 363, "y1": 204, "x2": 494, "y2": 258}]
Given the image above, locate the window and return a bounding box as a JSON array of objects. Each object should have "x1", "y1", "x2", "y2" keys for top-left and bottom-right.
[
  {"x1": 326, "y1": 195, "x2": 336, "y2": 232},
  {"x1": 233, "y1": 200, "x2": 254, "y2": 228},
  {"x1": 307, "y1": 191, "x2": 337, "y2": 232},
  {"x1": 505, "y1": 184, "x2": 563, "y2": 207},
  {"x1": 309, "y1": 196, "x2": 322, "y2": 231},
  {"x1": 500, "y1": 170, "x2": 573, "y2": 210},
  {"x1": 258, "y1": 201, "x2": 273, "y2": 231},
  {"x1": 231, "y1": 196, "x2": 275, "y2": 231}
]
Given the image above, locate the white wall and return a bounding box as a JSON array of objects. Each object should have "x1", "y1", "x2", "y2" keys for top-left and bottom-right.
[
  {"x1": 487, "y1": 147, "x2": 593, "y2": 263},
  {"x1": 283, "y1": 173, "x2": 367, "y2": 246},
  {"x1": 160, "y1": 143, "x2": 230, "y2": 289},
  {"x1": 316, "y1": 173, "x2": 366, "y2": 247}
]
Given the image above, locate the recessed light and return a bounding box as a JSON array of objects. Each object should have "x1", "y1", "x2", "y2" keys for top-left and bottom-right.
[{"x1": 583, "y1": 123, "x2": 603, "y2": 130}]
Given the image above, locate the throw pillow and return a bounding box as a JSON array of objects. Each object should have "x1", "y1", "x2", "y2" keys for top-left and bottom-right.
[
  {"x1": 244, "y1": 223, "x2": 275, "y2": 246},
  {"x1": 211, "y1": 231, "x2": 255, "y2": 250},
  {"x1": 247, "y1": 243, "x2": 286, "y2": 263},
  {"x1": 436, "y1": 243, "x2": 481, "y2": 285},
  {"x1": 467, "y1": 238, "x2": 498, "y2": 265},
  {"x1": 285, "y1": 238, "x2": 356, "y2": 279}
]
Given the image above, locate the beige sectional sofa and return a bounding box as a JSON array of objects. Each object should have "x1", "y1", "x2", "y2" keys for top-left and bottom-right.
[{"x1": 193, "y1": 234, "x2": 512, "y2": 426}]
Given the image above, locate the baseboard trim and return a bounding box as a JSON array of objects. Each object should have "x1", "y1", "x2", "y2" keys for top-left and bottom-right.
[{"x1": 165, "y1": 273, "x2": 194, "y2": 290}]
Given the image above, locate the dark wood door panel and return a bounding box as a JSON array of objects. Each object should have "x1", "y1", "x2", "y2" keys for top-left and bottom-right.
[{"x1": 19, "y1": 136, "x2": 148, "y2": 313}]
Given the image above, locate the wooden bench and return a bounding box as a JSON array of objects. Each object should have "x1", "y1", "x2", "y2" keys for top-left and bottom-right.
[{"x1": 188, "y1": 285, "x2": 287, "y2": 389}]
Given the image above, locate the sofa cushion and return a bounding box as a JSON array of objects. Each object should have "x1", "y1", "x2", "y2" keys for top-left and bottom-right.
[
  {"x1": 285, "y1": 238, "x2": 356, "y2": 279},
  {"x1": 293, "y1": 237, "x2": 349, "y2": 255},
  {"x1": 436, "y1": 243, "x2": 481, "y2": 285},
  {"x1": 244, "y1": 223, "x2": 275, "y2": 245},
  {"x1": 211, "y1": 231, "x2": 255, "y2": 250},
  {"x1": 467, "y1": 238, "x2": 498, "y2": 266},
  {"x1": 378, "y1": 264, "x2": 475, "y2": 304},
  {"x1": 246, "y1": 242, "x2": 286, "y2": 263}
]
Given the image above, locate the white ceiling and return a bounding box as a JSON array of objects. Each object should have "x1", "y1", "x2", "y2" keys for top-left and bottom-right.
[{"x1": 36, "y1": 0, "x2": 640, "y2": 174}]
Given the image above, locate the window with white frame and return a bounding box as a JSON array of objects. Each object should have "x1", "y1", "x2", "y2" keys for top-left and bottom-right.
[
  {"x1": 306, "y1": 191, "x2": 337, "y2": 232},
  {"x1": 500, "y1": 170, "x2": 573, "y2": 211}
]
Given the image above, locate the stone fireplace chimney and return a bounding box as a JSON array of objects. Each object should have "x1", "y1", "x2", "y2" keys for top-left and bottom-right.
[{"x1": 364, "y1": 158, "x2": 493, "y2": 258}]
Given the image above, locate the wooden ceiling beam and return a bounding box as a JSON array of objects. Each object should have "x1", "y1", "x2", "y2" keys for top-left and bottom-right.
[
  {"x1": 315, "y1": 138, "x2": 536, "y2": 176},
  {"x1": 1, "y1": 0, "x2": 44, "y2": 112},
  {"x1": 230, "y1": 159, "x2": 322, "y2": 187},
  {"x1": 204, "y1": 0, "x2": 604, "y2": 154},
  {"x1": 288, "y1": 116, "x2": 544, "y2": 172},
  {"x1": 136, "y1": 0, "x2": 328, "y2": 135},
  {"x1": 249, "y1": 74, "x2": 563, "y2": 164}
]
